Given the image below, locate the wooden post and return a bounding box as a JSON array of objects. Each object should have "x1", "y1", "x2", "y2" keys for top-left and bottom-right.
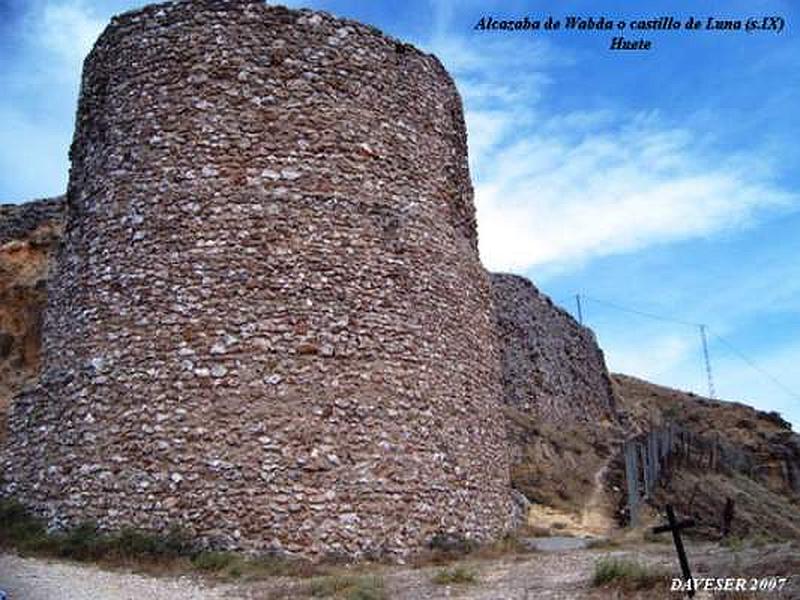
[
  {"x1": 650, "y1": 432, "x2": 659, "y2": 484},
  {"x1": 624, "y1": 441, "x2": 640, "y2": 526},
  {"x1": 640, "y1": 442, "x2": 651, "y2": 497}
]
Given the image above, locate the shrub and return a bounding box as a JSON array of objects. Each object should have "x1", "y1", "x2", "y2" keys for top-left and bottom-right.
[
  {"x1": 428, "y1": 533, "x2": 477, "y2": 554},
  {"x1": 592, "y1": 557, "x2": 669, "y2": 590},
  {"x1": 749, "y1": 533, "x2": 773, "y2": 548},
  {"x1": 0, "y1": 497, "x2": 195, "y2": 565},
  {"x1": 110, "y1": 525, "x2": 193, "y2": 561},
  {"x1": 432, "y1": 566, "x2": 478, "y2": 585},
  {"x1": 308, "y1": 574, "x2": 386, "y2": 599},
  {"x1": 662, "y1": 406, "x2": 680, "y2": 420},
  {"x1": 0, "y1": 499, "x2": 48, "y2": 550},
  {"x1": 54, "y1": 522, "x2": 108, "y2": 561},
  {"x1": 586, "y1": 538, "x2": 620, "y2": 549},
  {"x1": 721, "y1": 536, "x2": 745, "y2": 552},
  {"x1": 643, "y1": 529, "x2": 670, "y2": 544},
  {"x1": 191, "y1": 551, "x2": 238, "y2": 572},
  {"x1": 522, "y1": 525, "x2": 551, "y2": 538},
  {"x1": 231, "y1": 553, "x2": 326, "y2": 579}
]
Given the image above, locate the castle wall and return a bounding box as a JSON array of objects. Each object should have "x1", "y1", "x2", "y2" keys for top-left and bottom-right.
[
  {"x1": 491, "y1": 273, "x2": 617, "y2": 426},
  {"x1": 3, "y1": 1, "x2": 512, "y2": 558},
  {"x1": 490, "y1": 273, "x2": 618, "y2": 508},
  {"x1": 0, "y1": 198, "x2": 64, "y2": 245}
]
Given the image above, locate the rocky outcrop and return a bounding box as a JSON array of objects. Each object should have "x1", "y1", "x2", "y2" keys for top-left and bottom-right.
[
  {"x1": 2, "y1": 1, "x2": 512, "y2": 559},
  {"x1": 0, "y1": 198, "x2": 64, "y2": 442},
  {"x1": 611, "y1": 374, "x2": 800, "y2": 539}
]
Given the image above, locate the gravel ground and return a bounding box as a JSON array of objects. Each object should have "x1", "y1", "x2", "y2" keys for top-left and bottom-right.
[
  {"x1": 0, "y1": 554, "x2": 237, "y2": 600},
  {"x1": 0, "y1": 547, "x2": 662, "y2": 600},
  {"x1": 2, "y1": 541, "x2": 797, "y2": 600}
]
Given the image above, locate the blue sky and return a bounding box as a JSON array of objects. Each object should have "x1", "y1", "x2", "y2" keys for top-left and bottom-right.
[{"x1": 1, "y1": 0, "x2": 798, "y2": 429}]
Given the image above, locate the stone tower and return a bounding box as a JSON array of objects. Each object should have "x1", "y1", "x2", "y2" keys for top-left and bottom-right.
[{"x1": 2, "y1": 1, "x2": 512, "y2": 557}]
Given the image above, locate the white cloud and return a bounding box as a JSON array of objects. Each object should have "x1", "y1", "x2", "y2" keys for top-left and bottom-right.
[
  {"x1": 476, "y1": 127, "x2": 794, "y2": 272},
  {"x1": 24, "y1": 0, "x2": 106, "y2": 68},
  {"x1": 427, "y1": 7, "x2": 800, "y2": 430},
  {"x1": 0, "y1": 1, "x2": 107, "y2": 200},
  {"x1": 604, "y1": 330, "x2": 701, "y2": 384},
  {"x1": 464, "y1": 110, "x2": 515, "y2": 170},
  {"x1": 468, "y1": 103, "x2": 795, "y2": 274},
  {"x1": 422, "y1": 23, "x2": 797, "y2": 276}
]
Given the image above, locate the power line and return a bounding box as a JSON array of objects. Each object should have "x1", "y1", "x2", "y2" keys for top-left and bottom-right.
[
  {"x1": 710, "y1": 332, "x2": 800, "y2": 402},
  {"x1": 574, "y1": 292, "x2": 800, "y2": 403},
  {"x1": 576, "y1": 293, "x2": 716, "y2": 397},
  {"x1": 579, "y1": 294, "x2": 701, "y2": 328}
]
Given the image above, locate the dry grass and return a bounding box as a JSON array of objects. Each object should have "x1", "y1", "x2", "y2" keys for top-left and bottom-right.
[
  {"x1": 307, "y1": 574, "x2": 386, "y2": 599},
  {"x1": 591, "y1": 556, "x2": 670, "y2": 590},
  {"x1": 586, "y1": 537, "x2": 620, "y2": 549},
  {"x1": 0, "y1": 498, "x2": 335, "y2": 581},
  {"x1": 410, "y1": 531, "x2": 535, "y2": 568},
  {"x1": 611, "y1": 374, "x2": 800, "y2": 544},
  {"x1": 651, "y1": 470, "x2": 800, "y2": 541},
  {"x1": 432, "y1": 565, "x2": 478, "y2": 585}
]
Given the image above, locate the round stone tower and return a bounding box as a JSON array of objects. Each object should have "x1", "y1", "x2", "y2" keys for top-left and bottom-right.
[{"x1": 3, "y1": 0, "x2": 512, "y2": 557}]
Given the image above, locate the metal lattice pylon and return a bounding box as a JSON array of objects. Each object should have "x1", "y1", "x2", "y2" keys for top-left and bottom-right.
[{"x1": 699, "y1": 324, "x2": 715, "y2": 399}]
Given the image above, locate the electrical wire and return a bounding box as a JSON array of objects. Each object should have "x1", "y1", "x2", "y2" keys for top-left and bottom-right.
[
  {"x1": 574, "y1": 293, "x2": 800, "y2": 402},
  {"x1": 709, "y1": 331, "x2": 800, "y2": 402},
  {"x1": 580, "y1": 294, "x2": 701, "y2": 328}
]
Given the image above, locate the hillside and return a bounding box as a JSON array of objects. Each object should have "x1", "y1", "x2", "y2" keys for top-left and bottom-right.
[
  {"x1": 611, "y1": 373, "x2": 800, "y2": 540},
  {"x1": 491, "y1": 273, "x2": 622, "y2": 518},
  {"x1": 613, "y1": 373, "x2": 799, "y2": 495}
]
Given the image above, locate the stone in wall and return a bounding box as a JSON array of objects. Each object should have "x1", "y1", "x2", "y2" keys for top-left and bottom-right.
[
  {"x1": 0, "y1": 197, "x2": 64, "y2": 245},
  {"x1": 2, "y1": 1, "x2": 512, "y2": 559}
]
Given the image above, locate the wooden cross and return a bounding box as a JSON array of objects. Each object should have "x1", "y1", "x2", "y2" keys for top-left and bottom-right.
[{"x1": 652, "y1": 504, "x2": 696, "y2": 597}]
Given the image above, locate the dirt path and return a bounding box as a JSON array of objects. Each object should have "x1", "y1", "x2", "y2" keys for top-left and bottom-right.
[
  {"x1": 527, "y1": 460, "x2": 615, "y2": 539},
  {"x1": 0, "y1": 546, "x2": 671, "y2": 600},
  {"x1": 580, "y1": 463, "x2": 615, "y2": 535}
]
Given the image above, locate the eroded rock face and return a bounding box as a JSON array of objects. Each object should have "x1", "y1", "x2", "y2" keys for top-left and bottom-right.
[
  {"x1": 0, "y1": 198, "x2": 64, "y2": 442},
  {"x1": 2, "y1": 1, "x2": 511, "y2": 558}
]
